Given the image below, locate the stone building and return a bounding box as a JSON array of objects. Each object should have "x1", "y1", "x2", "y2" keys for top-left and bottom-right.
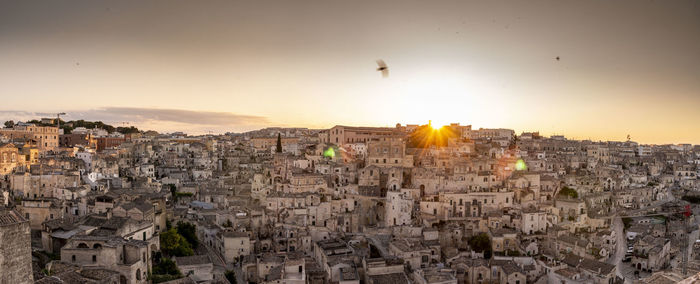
[
  {"x1": 97, "y1": 137, "x2": 126, "y2": 152},
  {"x1": 0, "y1": 143, "x2": 21, "y2": 175},
  {"x1": 60, "y1": 133, "x2": 98, "y2": 148},
  {"x1": 1, "y1": 123, "x2": 59, "y2": 151},
  {"x1": 367, "y1": 138, "x2": 412, "y2": 168},
  {"x1": 321, "y1": 125, "x2": 401, "y2": 145},
  {"x1": 521, "y1": 207, "x2": 548, "y2": 235},
  {"x1": 220, "y1": 230, "x2": 251, "y2": 263},
  {"x1": 0, "y1": 209, "x2": 34, "y2": 284},
  {"x1": 250, "y1": 136, "x2": 299, "y2": 152},
  {"x1": 385, "y1": 190, "x2": 413, "y2": 227},
  {"x1": 175, "y1": 255, "x2": 214, "y2": 282},
  {"x1": 60, "y1": 235, "x2": 152, "y2": 284}
]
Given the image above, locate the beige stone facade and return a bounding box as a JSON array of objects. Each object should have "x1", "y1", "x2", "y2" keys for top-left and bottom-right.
[
  {"x1": 2, "y1": 124, "x2": 59, "y2": 152},
  {"x1": 321, "y1": 125, "x2": 401, "y2": 145}
]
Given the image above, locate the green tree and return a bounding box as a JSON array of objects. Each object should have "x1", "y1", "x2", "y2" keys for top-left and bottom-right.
[
  {"x1": 60, "y1": 125, "x2": 72, "y2": 134},
  {"x1": 176, "y1": 221, "x2": 199, "y2": 248},
  {"x1": 116, "y1": 126, "x2": 140, "y2": 134},
  {"x1": 160, "y1": 228, "x2": 193, "y2": 257},
  {"x1": 153, "y1": 258, "x2": 181, "y2": 275},
  {"x1": 276, "y1": 133, "x2": 282, "y2": 153},
  {"x1": 3, "y1": 120, "x2": 14, "y2": 128},
  {"x1": 558, "y1": 187, "x2": 578, "y2": 199},
  {"x1": 169, "y1": 184, "x2": 178, "y2": 202},
  {"x1": 468, "y1": 233, "x2": 492, "y2": 259},
  {"x1": 225, "y1": 270, "x2": 237, "y2": 284}
]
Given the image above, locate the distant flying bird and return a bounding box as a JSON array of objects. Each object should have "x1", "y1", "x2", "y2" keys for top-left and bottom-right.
[
  {"x1": 376, "y1": 59, "x2": 389, "y2": 78},
  {"x1": 555, "y1": 56, "x2": 560, "y2": 61}
]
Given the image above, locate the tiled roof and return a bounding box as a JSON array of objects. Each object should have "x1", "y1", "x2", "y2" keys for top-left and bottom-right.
[{"x1": 0, "y1": 210, "x2": 26, "y2": 226}]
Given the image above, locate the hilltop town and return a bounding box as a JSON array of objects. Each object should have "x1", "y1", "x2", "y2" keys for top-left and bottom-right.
[{"x1": 1, "y1": 120, "x2": 700, "y2": 284}]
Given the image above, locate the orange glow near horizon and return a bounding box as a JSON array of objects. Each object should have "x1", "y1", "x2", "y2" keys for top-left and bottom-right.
[
  {"x1": 0, "y1": 1, "x2": 699, "y2": 144},
  {"x1": 429, "y1": 120, "x2": 449, "y2": 131}
]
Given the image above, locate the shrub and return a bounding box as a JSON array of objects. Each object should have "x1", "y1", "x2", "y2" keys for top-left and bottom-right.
[{"x1": 558, "y1": 187, "x2": 578, "y2": 199}]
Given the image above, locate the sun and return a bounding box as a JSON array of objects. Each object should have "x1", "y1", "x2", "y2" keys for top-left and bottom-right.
[{"x1": 429, "y1": 120, "x2": 448, "y2": 131}]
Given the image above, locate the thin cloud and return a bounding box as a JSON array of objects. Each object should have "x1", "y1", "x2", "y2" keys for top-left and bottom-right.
[
  {"x1": 0, "y1": 107, "x2": 270, "y2": 134},
  {"x1": 0, "y1": 110, "x2": 56, "y2": 121},
  {"x1": 94, "y1": 107, "x2": 268, "y2": 126}
]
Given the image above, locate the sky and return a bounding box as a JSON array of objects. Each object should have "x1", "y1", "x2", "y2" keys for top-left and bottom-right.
[{"x1": 1, "y1": 0, "x2": 699, "y2": 144}]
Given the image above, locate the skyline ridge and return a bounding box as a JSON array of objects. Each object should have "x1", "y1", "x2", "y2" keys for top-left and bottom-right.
[{"x1": 2, "y1": 112, "x2": 696, "y2": 146}]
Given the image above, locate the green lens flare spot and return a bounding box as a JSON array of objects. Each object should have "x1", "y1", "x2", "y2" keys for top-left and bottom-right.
[
  {"x1": 323, "y1": 147, "x2": 335, "y2": 158},
  {"x1": 515, "y1": 159, "x2": 527, "y2": 171}
]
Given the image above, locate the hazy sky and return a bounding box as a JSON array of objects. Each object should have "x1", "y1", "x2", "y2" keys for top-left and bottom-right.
[{"x1": 1, "y1": 0, "x2": 699, "y2": 144}]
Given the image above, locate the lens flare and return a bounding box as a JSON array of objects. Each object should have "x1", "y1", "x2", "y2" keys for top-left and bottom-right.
[
  {"x1": 323, "y1": 147, "x2": 335, "y2": 158},
  {"x1": 515, "y1": 159, "x2": 527, "y2": 171},
  {"x1": 429, "y1": 121, "x2": 448, "y2": 131}
]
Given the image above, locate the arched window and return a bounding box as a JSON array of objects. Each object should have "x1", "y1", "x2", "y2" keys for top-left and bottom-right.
[{"x1": 77, "y1": 243, "x2": 89, "y2": 248}]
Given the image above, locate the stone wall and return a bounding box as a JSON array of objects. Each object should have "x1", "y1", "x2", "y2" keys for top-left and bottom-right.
[{"x1": 0, "y1": 210, "x2": 34, "y2": 284}]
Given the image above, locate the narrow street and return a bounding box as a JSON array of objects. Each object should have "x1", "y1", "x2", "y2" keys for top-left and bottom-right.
[
  {"x1": 233, "y1": 265, "x2": 246, "y2": 284},
  {"x1": 609, "y1": 215, "x2": 630, "y2": 283},
  {"x1": 684, "y1": 228, "x2": 699, "y2": 270},
  {"x1": 198, "y1": 242, "x2": 231, "y2": 279}
]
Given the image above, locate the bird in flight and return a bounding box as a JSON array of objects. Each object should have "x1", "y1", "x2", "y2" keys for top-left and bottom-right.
[
  {"x1": 376, "y1": 59, "x2": 389, "y2": 78},
  {"x1": 555, "y1": 56, "x2": 560, "y2": 61}
]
